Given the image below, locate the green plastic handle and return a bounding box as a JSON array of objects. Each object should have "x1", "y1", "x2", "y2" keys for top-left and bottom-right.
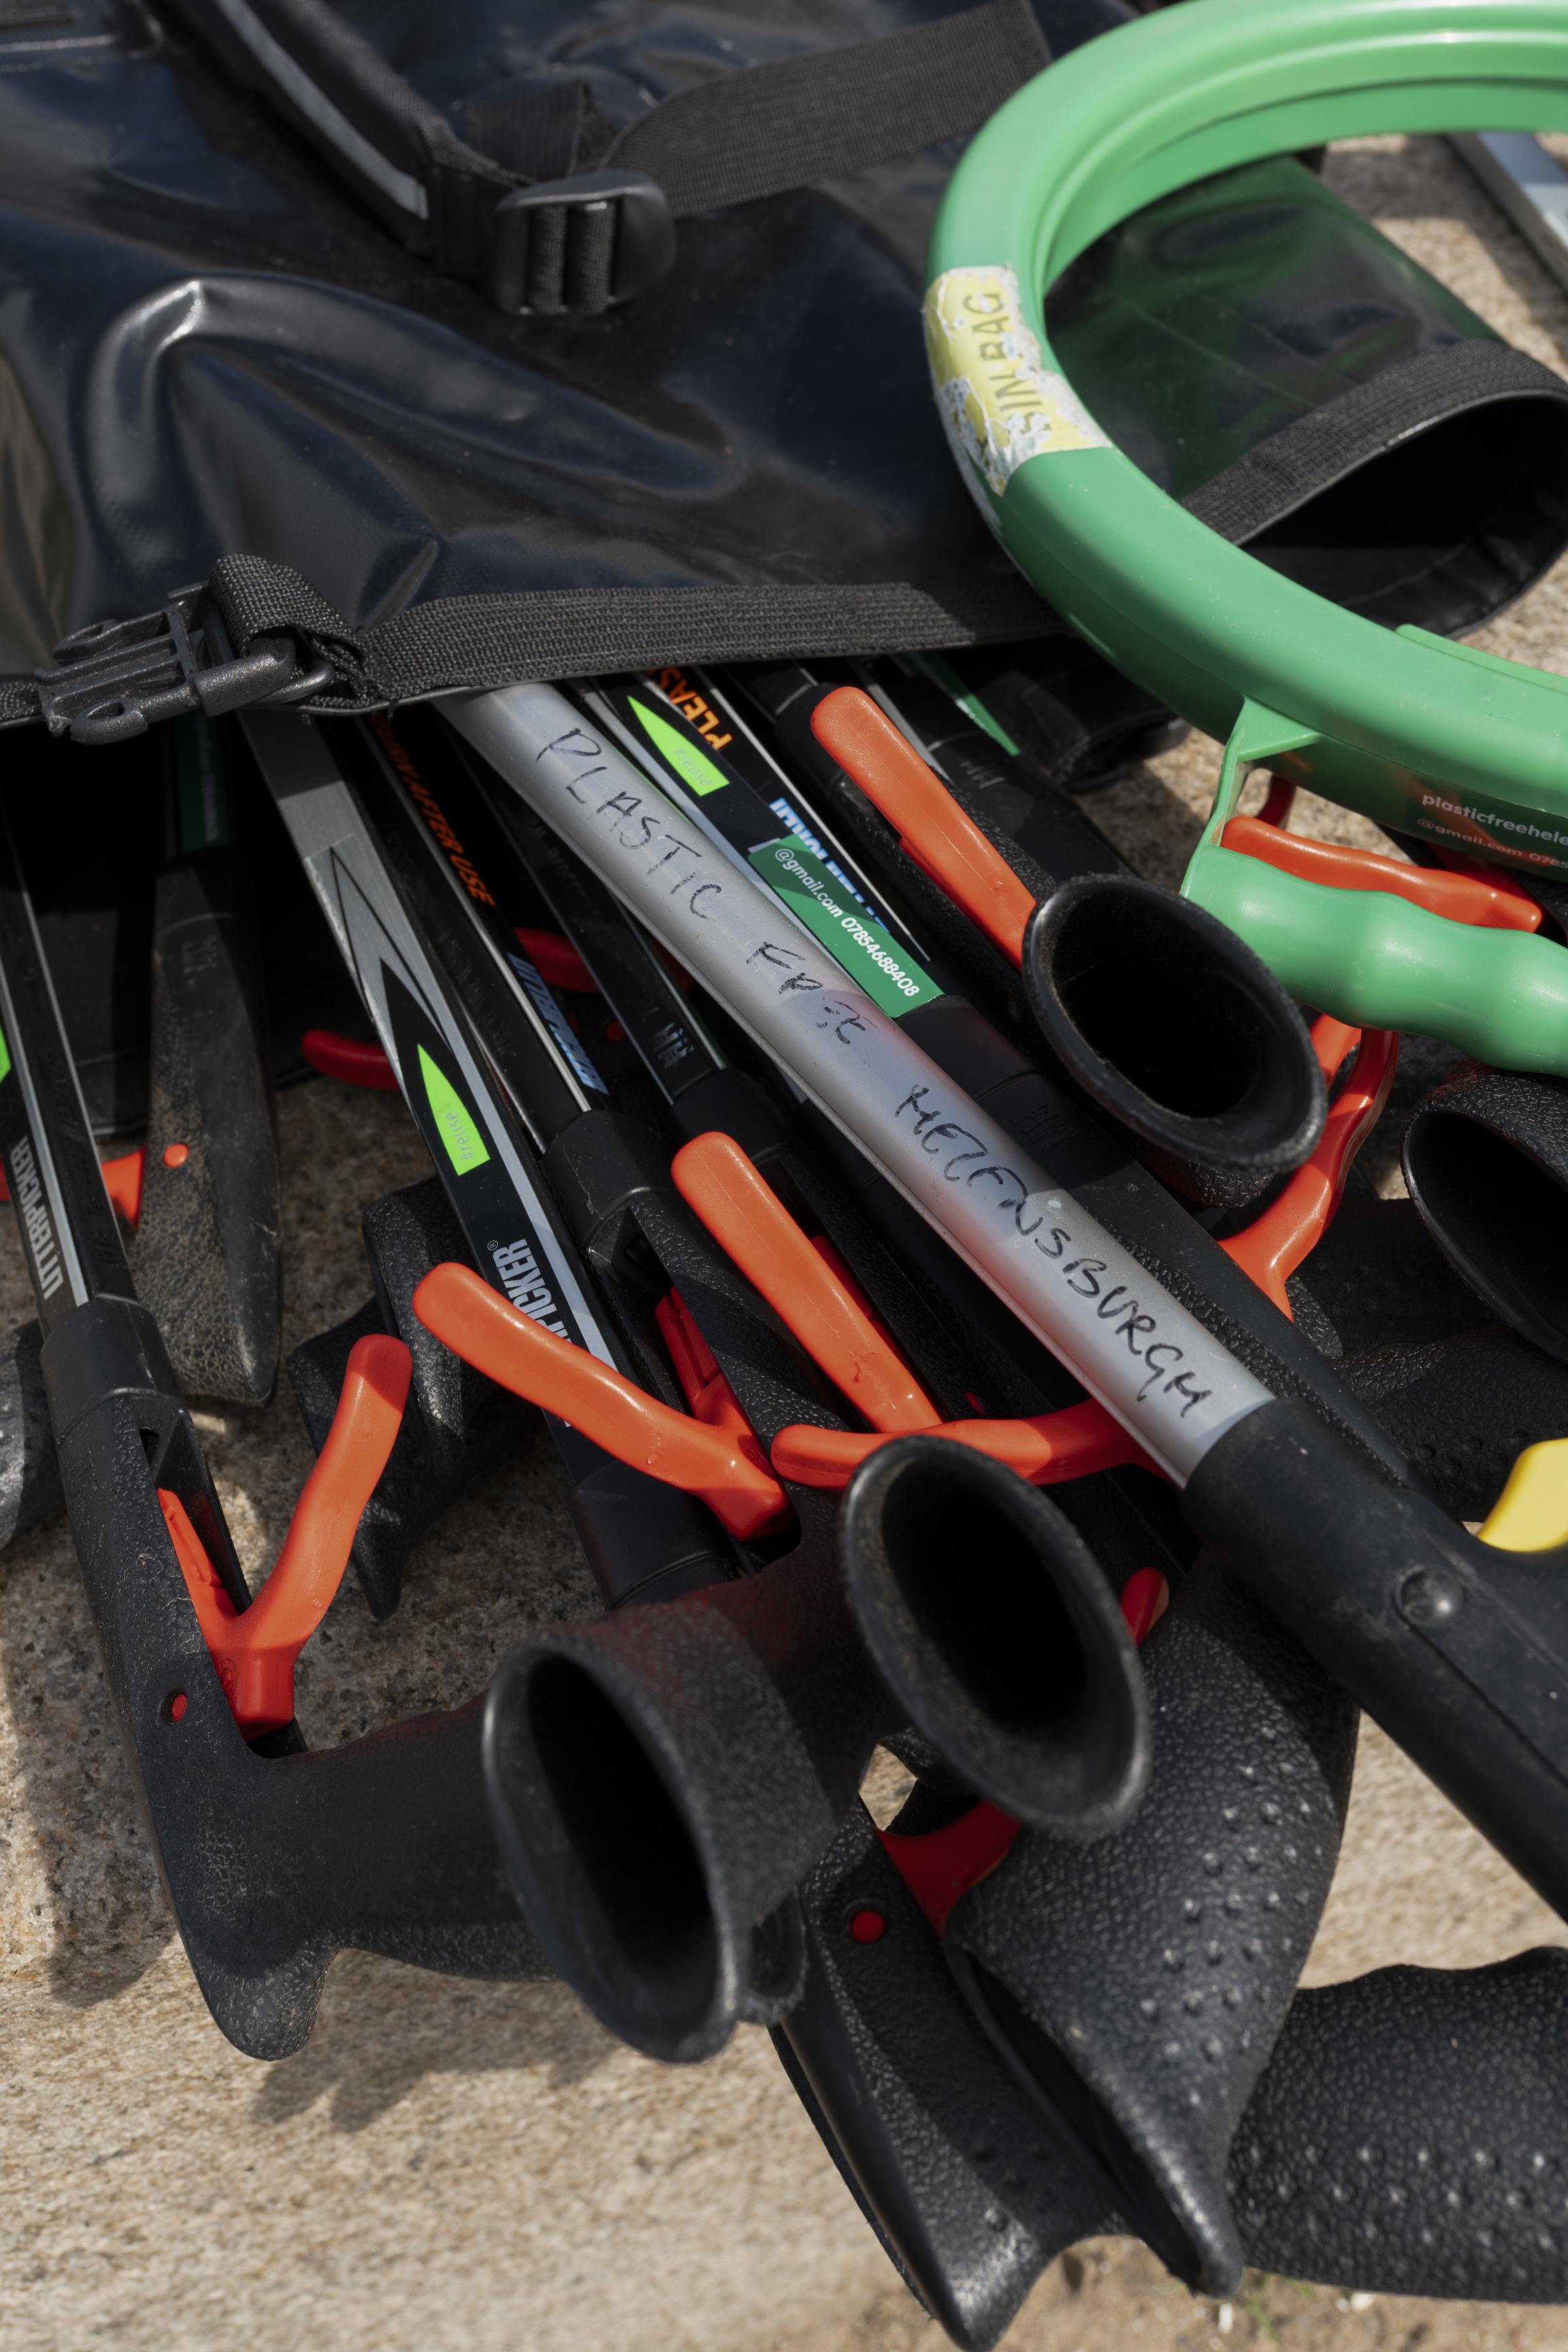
[
  {"x1": 924, "y1": 0, "x2": 1568, "y2": 877},
  {"x1": 1186, "y1": 843, "x2": 1568, "y2": 1073}
]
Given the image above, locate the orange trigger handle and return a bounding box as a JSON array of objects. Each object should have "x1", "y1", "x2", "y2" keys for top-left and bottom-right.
[
  {"x1": 0, "y1": 1144, "x2": 143, "y2": 1226},
  {"x1": 1309, "y1": 1012, "x2": 1360, "y2": 1083},
  {"x1": 771, "y1": 1399, "x2": 1156, "y2": 1488},
  {"x1": 671, "y1": 1131, "x2": 939, "y2": 1432},
  {"x1": 161, "y1": 1331, "x2": 412, "y2": 1736},
  {"x1": 1220, "y1": 813, "x2": 1544, "y2": 933},
  {"x1": 655, "y1": 1287, "x2": 761, "y2": 1450},
  {"x1": 412, "y1": 1261, "x2": 789, "y2": 1541},
  {"x1": 810, "y1": 687, "x2": 1037, "y2": 966},
  {"x1": 1219, "y1": 1025, "x2": 1398, "y2": 1319}
]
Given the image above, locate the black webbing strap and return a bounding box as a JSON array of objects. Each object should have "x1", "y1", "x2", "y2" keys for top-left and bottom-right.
[
  {"x1": 3, "y1": 559, "x2": 1056, "y2": 738},
  {"x1": 1184, "y1": 342, "x2": 1568, "y2": 546},
  {"x1": 161, "y1": 0, "x2": 1049, "y2": 316},
  {"x1": 605, "y1": 0, "x2": 1049, "y2": 220},
  {"x1": 204, "y1": 558, "x2": 1054, "y2": 704}
]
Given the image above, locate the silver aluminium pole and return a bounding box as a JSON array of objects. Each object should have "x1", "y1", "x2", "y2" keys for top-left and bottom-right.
[{"x1": 446, "y1": 685, "x2": 1273, "y2": 1484}]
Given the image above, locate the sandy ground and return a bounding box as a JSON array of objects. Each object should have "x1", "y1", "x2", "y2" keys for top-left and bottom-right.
[{"x1": 3, "y1": 131, "x2": 1568, "y2": 2352}]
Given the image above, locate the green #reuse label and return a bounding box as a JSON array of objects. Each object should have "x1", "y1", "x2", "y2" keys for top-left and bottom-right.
[{"x1": 747, "y1": 838, "x2": 942, "y2": 1019}]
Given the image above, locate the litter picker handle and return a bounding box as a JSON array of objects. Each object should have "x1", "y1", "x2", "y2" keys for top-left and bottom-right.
[
  {"x1": 449, "y1": 678, "x2": 1568, "y2": 1923},
  {"x1": 777, "y1": 1800, "x2": 1109, "y2": 2349},
  {"x1": 1186, "y1": 841, "x2": 1568, "y2": 1075},
  {"x1": 42, "y1": 1288, "x2": 547, "y2": 2058},
  {"x1": 1232, "y1": 1947, "x2": 1568, "y2": 2299},
  {"x1": 1184, "y1": 1396, "x2": 1568, "y2": 1921},
  {"x1": 947, "y1": 1550, "x2": 1358, "y2": 2298}
]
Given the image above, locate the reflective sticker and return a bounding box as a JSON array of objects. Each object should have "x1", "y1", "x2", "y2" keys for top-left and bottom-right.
[
  {"x1": 924, "y1": 263, "x2": 1107, "y2": 500},
  {"x1": 417, "y1": 1045, "x2": 491, "y2": 1175},
  {"x1": 630, "y1": 698, "x2": 730, "y2": 795}
]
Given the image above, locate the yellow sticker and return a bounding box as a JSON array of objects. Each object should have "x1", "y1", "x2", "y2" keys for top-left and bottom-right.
[{"x1": 924, "y1": 263, "x2": 1107, "y2": 500}]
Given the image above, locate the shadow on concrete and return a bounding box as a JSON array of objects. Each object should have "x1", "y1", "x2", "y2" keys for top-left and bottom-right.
[
  {"x1": 252, "y1": 1952, "x2": 616, "y2": 2131},
  {"x1": 0, "y1": 1510, "x2": 178, "y2": 2008}
]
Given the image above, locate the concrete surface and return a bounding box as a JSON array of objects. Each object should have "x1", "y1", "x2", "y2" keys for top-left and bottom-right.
[{"x1": 3, "y1": 131, "x2": 1568, "y2": 2352}]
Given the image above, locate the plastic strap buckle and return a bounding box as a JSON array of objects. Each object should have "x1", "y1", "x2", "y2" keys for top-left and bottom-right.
[
  {"x1": 486, "y1": 169, "x2": 677, "y2": 317},
  {"x1": 35, "y1": 585, "x2": 335, "y2": 747}
]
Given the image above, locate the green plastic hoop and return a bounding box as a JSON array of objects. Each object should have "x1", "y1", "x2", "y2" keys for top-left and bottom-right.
[{"x1": 926, "y1": 0, "x2": 1568, "y2": 875}]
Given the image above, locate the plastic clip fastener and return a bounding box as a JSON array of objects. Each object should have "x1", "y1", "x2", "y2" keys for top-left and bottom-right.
[
  {"x1": 487, "y1": 171, "x2": 678, "y2": 316},
  {"x1": 35, "y1": 587, "x2": 335, "y2": 748}
]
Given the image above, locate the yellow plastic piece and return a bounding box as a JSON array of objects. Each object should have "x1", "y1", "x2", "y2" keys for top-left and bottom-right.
[{"x1": 1479, "y1": 1439, "x2": 1568, "y2": 1554}]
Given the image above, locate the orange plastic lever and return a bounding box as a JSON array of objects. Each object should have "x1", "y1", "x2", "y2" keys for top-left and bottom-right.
[
  {"x1": 767, "y1": 1013, "x2": 1392, "y2": 1482},
  {"x1": 1220, "y1": 815, "x2": 1544, "y2": 932},
  {"x1": 878, "y1": 1801, "x2": 1020, "y2": 1932},
  {"x1": 771, "y1": 1397, "x2": 1154, "y2": 1488},
  {"x1": 671, "y1": 1131, "x2": 939, "y2": 1431},
  {"x1": 514, "y1": 926, "x2": 598, "y2": 993},
  {"x1": 1433, "y1": 845, "x2": 1550, "y2": 909},
  {"x1": 0, "y1": 1145, "x2": 143, "y2": 1225},
  {"x1": 160, "y1": 1331, "x2": 412, "y2": 1735},
  {"x1": 671, "y1": 1130, "x2": 1160, "y2": 1490},
  {"x1": 102, "y1": 1148, "x2": 145, "y2": 1226},
  {"x1": 655, "y1": 1286, "x2": 762, "y2": 1452},
  {"x1": 1309, "y1": 1013, "x2": 1360, "y2": 1083},
  {"x1": 1220, "y1": 1025, "x2": 1397, "y2": 1319},
  {"x1": 412, "y1": 1261, "x2": 789, "y2": 1541},
  {"x1": 811, "y1": 687, "x2": 1037, "y2": 965},
  {"x1": 301, "y1": 1028, "x2": 400, "y2": 1090}
]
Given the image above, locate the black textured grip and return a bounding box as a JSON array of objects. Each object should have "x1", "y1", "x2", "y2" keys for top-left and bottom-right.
[
  {"x1": 777, "y1": 1803, "x2": 1110, "y2": 2352},
  {"x1": 1185, "y1": 1397, "x2": 1568, "y2": 1925},
  {"x1": 133, "y1": 851, "x2": 281, "y2": 1405},
  {"x1": 946, "y1": 1556, "x2": 1357, "y2": 2296},
  {"x1": 1289, "y1": 1194, "x2": 1490, "y2": 1357},
  {"x1": 44, "y1": 1294, "x2": 547, "y2": 2060},
  {"x1": 1341, "y1": 1324, "x2": 1568, "y2": 1523},
  {"x1": 1232, "y1": 1950, "x2": 1568, "y2": 2298},
  {"x1": 0, "y1": 1315, "x2": 61, "y2": 1550},
  {"x1": 1403, "y1": 1062, "x2": 1568, "y2": 1364}
]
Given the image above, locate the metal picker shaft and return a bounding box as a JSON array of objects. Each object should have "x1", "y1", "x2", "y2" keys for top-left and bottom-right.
[
  {"x1": 0, "y1": 806, "x2": 137, "y2": 1329},
  {"x1": 445, "y1": 730, "x2": 730, "y2": 1111},
  {"x1": 240, "y1": 706, "x2": 734, "y2": 1603},
  {"x1": 446, "y1": 678, "x2": 1568, "y2": 1928},
  {"x1": 242, "y1": 707, "x2": 612, "y2": 1362},
  {"x1": 0, "y1": 791, "x2": 246, "y2": 1598}
]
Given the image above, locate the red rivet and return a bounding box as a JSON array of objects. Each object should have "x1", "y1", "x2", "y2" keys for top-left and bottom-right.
[
  {"x1": 168, "y1": 1693, "x2": 187, "y2": 1723},
  {"x1": 162, "y1": 1143, "x2": 189, "y2": 1169},
  {"x1": 849, "y1": 1907, "x2": 886, "y2": 1944},
  {"x1": 1120, "y1": 1566, "x2": 1170, "y2": 1646},
  {"x1": 604, "y1": 1021, "x2": 627, "y2": 1045}
]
